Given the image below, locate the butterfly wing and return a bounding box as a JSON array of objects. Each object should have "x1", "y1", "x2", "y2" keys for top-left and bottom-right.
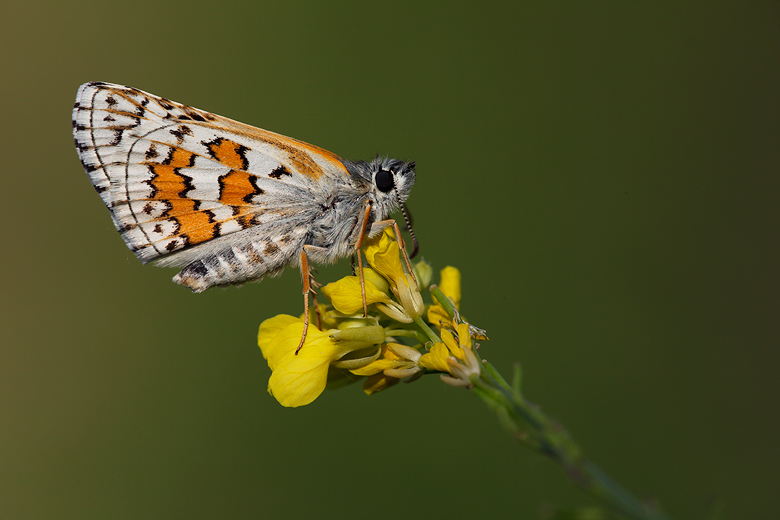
[{"x1": 72, "y1": 82, "x2": 354, "y2": 291}]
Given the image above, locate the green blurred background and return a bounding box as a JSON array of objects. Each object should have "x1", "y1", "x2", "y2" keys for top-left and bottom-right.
[{"x1": 2, "y1": 2, "x2": 778, "y2": 519}]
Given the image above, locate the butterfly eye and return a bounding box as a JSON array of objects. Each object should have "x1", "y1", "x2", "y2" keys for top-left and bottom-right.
[{"x1": 375, "y1": 169, "x2": 394, "y2": 193}]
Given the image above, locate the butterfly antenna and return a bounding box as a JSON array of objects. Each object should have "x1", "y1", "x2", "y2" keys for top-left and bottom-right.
[{"x1": 400, "y1": 202, "x2": 419, "y2": 258}]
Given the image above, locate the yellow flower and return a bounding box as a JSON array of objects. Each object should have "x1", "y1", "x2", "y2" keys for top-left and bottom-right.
[
  {"x1": 321, "y1": 271, "x2": 393, "y2": 315},
  {"x1": 416, "y1": 341, "x2": 451, "y2": 372},
  {"x1": 322, "y1": 229, "x2": 424, "y2": 323},
  {"x1": 350, "y1": 343, "x2": 423, "y2": 395},
  {"x1": 257, "y1": 225, "x2": 486, "y2": 406},
  {"x1": 323, "y1": 271, "x2": 411, "y2": 323},
  {"x1": 350, "y1": 343, "x2": 422, "y2": 376},
  {"x1": 364, "y1": 229, "x2": 424, "y2": 319},
  {"x1": 419, "y1": 323, "x2": 480, "y2": 388},
  {"x1": 363, "y1": 228, "x2": 403, "y2": 282},
  {"x1": 427, "y1": 266, "x2": 461, "y2": 327},
  {"x1": 258, "y1": 315, "x2": 379, "y2": 407},
  {"x1": 438, "y1": 266, "x2": 461, "y2": 308}
]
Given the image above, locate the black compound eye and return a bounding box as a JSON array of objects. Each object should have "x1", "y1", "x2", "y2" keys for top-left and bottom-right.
[{"x1": 375, "y1": 169, "x2": 395, "y2": 193}]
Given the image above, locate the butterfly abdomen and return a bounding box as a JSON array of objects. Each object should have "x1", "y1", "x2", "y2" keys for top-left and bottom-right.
[{"x1": 173, "y1": 233, "x2": 303, "y2": 292}]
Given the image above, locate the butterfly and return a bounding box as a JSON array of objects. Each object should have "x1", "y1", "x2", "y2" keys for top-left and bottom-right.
[{"x1": 72, "y1": 82, "x2": 417, "y2": 350}]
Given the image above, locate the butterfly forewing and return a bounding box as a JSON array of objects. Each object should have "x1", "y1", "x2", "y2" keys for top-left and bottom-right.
[{"x1": 72, "y1": 82, "x2": 357, "y2": 290}]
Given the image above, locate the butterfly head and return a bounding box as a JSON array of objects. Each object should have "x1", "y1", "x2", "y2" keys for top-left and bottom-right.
[{"x1": 348, "y1": 156, "x2": 416, "y2": 219}]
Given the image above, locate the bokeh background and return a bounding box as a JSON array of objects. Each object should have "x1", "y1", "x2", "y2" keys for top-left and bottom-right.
[{"x1": 2, "y1": 2, "x2": 778, "y2": 519}]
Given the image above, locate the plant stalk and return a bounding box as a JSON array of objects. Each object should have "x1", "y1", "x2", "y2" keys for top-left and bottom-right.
[{"x1": 471, "y1": 359, "x2": 670, "y2": 520}]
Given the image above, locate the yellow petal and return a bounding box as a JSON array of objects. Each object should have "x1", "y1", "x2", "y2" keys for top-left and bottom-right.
[
  {"x1": 258, "y1": 314, "x2": 301, "y2": 369},
  {"x1": 457, "y1": 323, "x2": 473, "y2": 350},
  {"x1": 427, "y1": 304, "x2": 450, "y2": 328},
  {"x1": 259, "y1": 317, "x2": 363, "y2": 407},
  {"x1": 419, "y1": 342, "x2": 451, "y2": 372},
  {"x1": 440, "y1": 328, "x2": 466, "y2": 361},
  {"x1": 427, "y1": 267, "x2": 461, "y2": 326},
  {"x1": 265, "y1": 321, "x2": 348, "y2": 407},
  {"x1": 321, "y1": 275, "x2": 390, "y2": 315},
  {"x1": 438, "y1": 266, "x2": 461, "y2": 309},
  {"x1": 269, "y1": 354, "x2": 331, "y2": 407},
  {"x1": 440, "y1": 328, "x2": 458, "y2": 351},
  {"x1": 364, "y1": 226, "x2": 395, "y2": 251},
  {"x1": 350, "y1": 358, "x2": 399, "y2": 376},
  {"x1": 364, "y1": 229, "x2": 404, "y2": 283}
]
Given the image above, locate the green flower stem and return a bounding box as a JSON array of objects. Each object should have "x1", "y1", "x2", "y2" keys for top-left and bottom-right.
[
  {"x1": 430, "y1": 285, "x2": 458, "y2": 320},
  {"x1": 413, "y1": 316, "x2": 441, "y2": 344},
  {"x1": 471, "y1": 357, "x2": 670, "y2": 520}
]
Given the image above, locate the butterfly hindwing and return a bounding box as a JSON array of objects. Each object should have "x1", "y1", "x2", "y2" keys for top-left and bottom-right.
[{"x1": 171, "y1": 228, "x2": 308, "y2": 292}]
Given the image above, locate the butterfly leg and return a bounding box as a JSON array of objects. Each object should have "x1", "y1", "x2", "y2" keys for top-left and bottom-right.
[
  {"x1": 353, "y1": 203, "x2": 420, "y2": 318},
  {"x1": 296, "y1": 245, "x2": 325, "y2": 355},
  {"x1": 297, "y1": 248, "x2": 312, "y2": 355},
  {"x1": 354, "y1": 202, "x2": 375, "y2": 317}
]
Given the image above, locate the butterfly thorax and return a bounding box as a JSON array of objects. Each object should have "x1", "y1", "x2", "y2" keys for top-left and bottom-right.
[{"x1": 305, "y1": 191, "x2": 371, "y2": 263}]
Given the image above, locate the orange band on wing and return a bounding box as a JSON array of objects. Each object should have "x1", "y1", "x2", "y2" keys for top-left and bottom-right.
[
  {"x1": 219, "y1": 169, "x2": 261, "y2": 206},
  {"x1": 148, "y1": 148, "x2": 217, "y2": 246},
  {"x1": 174, "y1": 204, "x2": 217, "y2": 244},
  {"x1": 204, "y1": 138, "x2": 248, "y2": 171}
]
